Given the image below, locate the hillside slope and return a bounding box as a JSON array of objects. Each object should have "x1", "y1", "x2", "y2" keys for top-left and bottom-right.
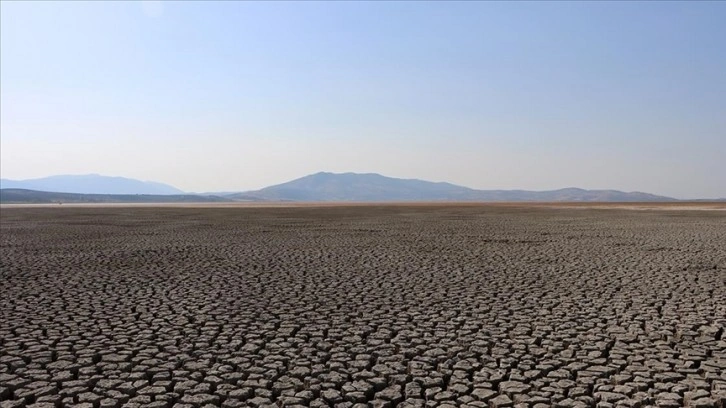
[{"x1": 228, "y1": 172, "x2": 676, "y2": 202}]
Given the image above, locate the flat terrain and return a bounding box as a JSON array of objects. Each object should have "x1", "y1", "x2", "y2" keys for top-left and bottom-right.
[{"x1": 1, "y1": 205, "x2": 724, "y2": 408}]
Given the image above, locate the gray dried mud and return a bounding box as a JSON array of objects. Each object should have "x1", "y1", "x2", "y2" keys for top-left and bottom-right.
[{"x1": 1, "y1": 206, "x2": 724, "y2": 408}]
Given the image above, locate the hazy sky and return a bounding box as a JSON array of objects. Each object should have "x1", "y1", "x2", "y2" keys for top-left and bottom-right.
[{"x1": 2, "y1": 1, "x2": 724, "y2": 198}]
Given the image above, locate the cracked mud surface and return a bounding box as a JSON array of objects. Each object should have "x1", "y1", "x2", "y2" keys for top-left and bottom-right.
[{"x1": 1, "y1": 205, "x2": 725, "y2": 408}]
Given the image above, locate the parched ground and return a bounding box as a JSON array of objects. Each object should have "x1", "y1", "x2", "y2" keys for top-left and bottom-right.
[{"x1": 1, "y1": 205, "x2": 724, "y2": 408}]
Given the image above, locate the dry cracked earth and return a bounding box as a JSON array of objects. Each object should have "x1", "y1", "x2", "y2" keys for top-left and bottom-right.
[{"x1": 1, "y1": 205, "x2": 725, "y2": 408}]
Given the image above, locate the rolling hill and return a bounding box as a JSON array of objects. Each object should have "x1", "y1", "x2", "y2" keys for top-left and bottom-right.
[
  {"x1": 0, "y1": 172, "x2": 689, "y2": 203},
  {"x1": 228, "y1": 172, "x2": 677, "y2": 202}
]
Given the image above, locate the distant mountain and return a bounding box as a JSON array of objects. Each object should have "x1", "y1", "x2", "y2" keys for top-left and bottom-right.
[
  {"x1": 228, "y1": 172, "x2": 677, "y2": 202},
  {"x1": 0, "y1": 172, "x2": 687, "y2": 203},
  {"x1": 483, "y1": 187, "x2": 677, "y2": 202},
  {"x1": 229, "y1": 172, "x2": 481, "y2": 201},
  {"x1": 0, "y1": 189, "x2": 231, "y2": 204},
  {"x1": 0, "y1": 174, "x2": 184, "y2": 195}
]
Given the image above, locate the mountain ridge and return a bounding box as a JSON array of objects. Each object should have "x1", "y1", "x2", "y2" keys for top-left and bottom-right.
[
  {"x1": 0, "y1": 174, "x2": 184, "y2": 195},
  {"x1": 3, "y1": 172, "x2": 718, "y2": 202},
  {"x1": 230, "y1": 172, "x2": 679, "y2": 202}
]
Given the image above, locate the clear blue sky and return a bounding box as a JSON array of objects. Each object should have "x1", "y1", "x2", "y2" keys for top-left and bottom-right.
[{"x1": 2, "y1": 1, "x2": 724, "y2": 198}]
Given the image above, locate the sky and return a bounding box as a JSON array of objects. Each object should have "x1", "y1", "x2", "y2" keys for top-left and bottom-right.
[{"x1": 1, "y1": 1, "x2": 725, "y2": 198}]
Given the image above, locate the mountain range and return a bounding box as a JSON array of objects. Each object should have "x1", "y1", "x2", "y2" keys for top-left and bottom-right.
[
  {"x1": 232, "y1": 172, "x2": 677, "y2": 202},
  {"x1": 0, "y1": 172, "x2": 696, "y2": 203},
  {"x1": 0, "y1": 174, "x2": 184, "y2": 195}
]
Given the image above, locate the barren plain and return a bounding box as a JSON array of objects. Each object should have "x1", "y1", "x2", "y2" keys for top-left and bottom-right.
[{"x1": 1, "y1": 205, "x2": 724, "y2": 408}]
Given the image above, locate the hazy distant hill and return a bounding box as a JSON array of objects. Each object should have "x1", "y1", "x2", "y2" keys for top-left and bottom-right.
[
  {"x1": 0, "y1": 174, "x2": 184, "y2": 195},
  {"x1": 229, "y1": 172, "x2": 481, "y2": 201},
  {"x1": 480, "y1": 187, "x2": 678, "y2": 202},
  {"x1": 0, "y1": 189, "x2": 230, "y2": 204},
  {"x1": 1, "y1": 172, "x2": 685, "y2": 203},
  {"x1": 228, "y1": 172, "x2": 677, "y2": 202}
]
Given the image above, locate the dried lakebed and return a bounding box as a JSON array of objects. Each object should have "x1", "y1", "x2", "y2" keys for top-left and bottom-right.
[{"x1": 1, "y1": 205, "x2": 724, "y2": 408}]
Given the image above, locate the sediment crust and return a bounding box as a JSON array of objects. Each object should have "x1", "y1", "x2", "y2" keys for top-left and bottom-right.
[{"x1": 1, "y1": 205, "x2": 724, "y2": 407}]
